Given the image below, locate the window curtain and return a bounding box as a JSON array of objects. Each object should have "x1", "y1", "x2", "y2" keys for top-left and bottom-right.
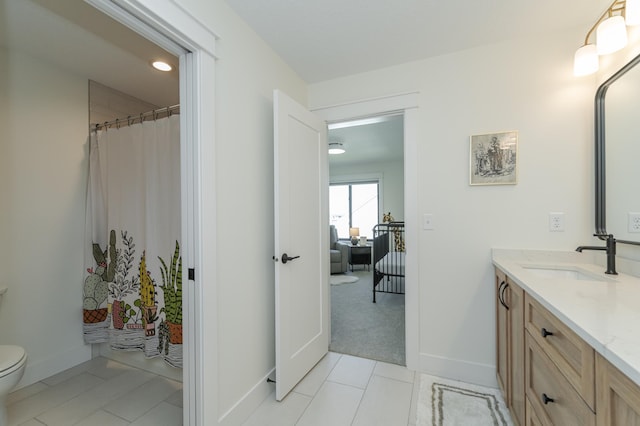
[{"x1": 83, "y1": 115, "x2": 182, "y2": 368}]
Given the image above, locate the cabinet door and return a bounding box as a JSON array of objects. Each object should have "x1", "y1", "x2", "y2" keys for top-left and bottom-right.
[
  {"x1": 596, "y1": 354, "x2": 640, "y2": 426},
  {"x1": 508, "y1": 280, "x2": 525, "y2": 426},
  {"x1": 496, "y1": 269, "x2": 509, "y2": 399},
  {"x1": 495, "y1": 268, "x2": 525, "y2": 426}
]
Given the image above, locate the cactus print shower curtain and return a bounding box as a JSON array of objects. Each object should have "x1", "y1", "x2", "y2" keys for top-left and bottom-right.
[{"x1": 83, "y1": 115, "x2": 182, "y2": 368}]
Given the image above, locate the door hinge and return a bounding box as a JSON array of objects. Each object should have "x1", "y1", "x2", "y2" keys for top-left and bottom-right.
[{"x1": 188, "y1": 268, "x2": 195, "y2": 281}]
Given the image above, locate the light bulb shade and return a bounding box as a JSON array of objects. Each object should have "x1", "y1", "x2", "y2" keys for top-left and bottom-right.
[
  {"x1": 349, "y1": 227, "x2": 360, "y2": 237},
  {"x1": 328, "y1": 142, "x2": 345, "y2": 154},
  {"x1": 597, "y1": 15, "x2": 628, "y2": 55},
  {"x1": 627, "y1": 0, "x2": 640, "y2": 26},
  {"x1": 574, "y1": 44, "x2": 599, "y2": 76}
]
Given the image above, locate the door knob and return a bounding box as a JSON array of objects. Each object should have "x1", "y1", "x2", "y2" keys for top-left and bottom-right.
[{"x1": 281, "y1": 253, "x2": 300, "y2": 264}]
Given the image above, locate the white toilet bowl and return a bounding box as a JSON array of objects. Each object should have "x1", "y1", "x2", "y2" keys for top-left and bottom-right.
[{"x1": 0, "y1": 345, "x2": 27, "y2": 426}]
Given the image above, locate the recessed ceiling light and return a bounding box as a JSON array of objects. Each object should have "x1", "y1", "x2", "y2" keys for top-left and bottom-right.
[{"x1": 152, "y1": 61, "x2": 172, "y2": 72}]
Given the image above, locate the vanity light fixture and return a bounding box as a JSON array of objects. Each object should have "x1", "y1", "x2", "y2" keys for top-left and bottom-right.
[
  {"x1": 574, "y1": 0, "x2": 640, "y2": 76},
  {"x1": 151, "y1": 60, "x2": 172, "y2": 72},
  {"x1": 627, "y1": 0, "x2": 640, "y2": 25},
  {"x1": 328, "y1": 142, "x2": 345, "y2": 154},
  {"x1": 596, "y1": 14, "x2": 628, "y2": 55}
]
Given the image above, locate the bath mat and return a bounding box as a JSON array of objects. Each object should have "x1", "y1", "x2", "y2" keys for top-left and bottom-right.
[{"x1": 417, "y1": 374, "x2": 513, "y2": 426}]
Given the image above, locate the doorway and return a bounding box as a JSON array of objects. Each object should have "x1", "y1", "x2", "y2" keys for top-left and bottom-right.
[{"x1": 327, "y1": 113, "x2": 406, "y2": 365}]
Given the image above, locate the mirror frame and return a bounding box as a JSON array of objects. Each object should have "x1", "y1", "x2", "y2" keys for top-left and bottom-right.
[{"x1": 595, "y1": 52, "x2": 640, "y2": 245}]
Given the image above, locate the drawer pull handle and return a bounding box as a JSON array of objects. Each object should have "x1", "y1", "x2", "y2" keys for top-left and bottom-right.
[
  {"x1": 541, "y1": 328, "x2": 554, "y2": 338},
  {"x1": 542, "y1": 393, "x2": 555, "y2": 405}
]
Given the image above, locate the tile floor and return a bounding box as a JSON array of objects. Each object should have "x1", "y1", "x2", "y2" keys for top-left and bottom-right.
[
  {"x1": 242, "y1": 352, "x2": 419, "y2": 426},
  {"x1": 7, "y1": 357, "x2": 182, "y2": 426},
  {"x1": 8, "y1": 352, "x2": 419, "y2": 426}
]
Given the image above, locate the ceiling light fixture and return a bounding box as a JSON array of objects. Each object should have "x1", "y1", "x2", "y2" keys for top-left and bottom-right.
[
  {"x1": 328, "y1": 142, "x2": 345, "y2": 154},
  {"x1": 574, "y1": 0, "x2": 640, "y2": 76},
  {"x1": 151, "y1": 60, "x2": 172, "y2": 72}
]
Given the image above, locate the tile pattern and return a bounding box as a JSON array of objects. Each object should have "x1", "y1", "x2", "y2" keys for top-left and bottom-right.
[
  {"x1": 7, "y1": 357, "x2": 182, "y2": 426},
  {"x1": 8, "y1": 352, "x2": 421, "y2": 426},
  {"x1": 243, "y1": 353, "x2": 419, "y2": 426}
]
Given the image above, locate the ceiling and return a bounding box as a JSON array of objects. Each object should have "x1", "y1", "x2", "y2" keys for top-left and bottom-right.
[
  {"x1": 0, "y1": 0, "x2": 179, "y2": 108},
  {"x1": 224, "y1": 0, "x2": 611, "y2": 83},
  {"x1": 0, "y1": 0, "x2": 611, "y2": 167},
  {"x1": 328, "y1": 114, "x2": 403, "y2": 168}
]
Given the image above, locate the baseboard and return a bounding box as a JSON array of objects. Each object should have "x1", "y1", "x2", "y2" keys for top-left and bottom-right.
[
  {"x1": 418, "y1": 352, "x2": 497, "y2": 388},
  {"x1": 218, "y1": 368, "x2": 275, "y2": 426},
  {"x1": 16, "y1": 343, "x2": 92, "y2": 390}
]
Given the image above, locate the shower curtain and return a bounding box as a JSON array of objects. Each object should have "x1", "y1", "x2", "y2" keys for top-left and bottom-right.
[{"x1": 83, "y1": 115, "x2": 182, "y2": 368}]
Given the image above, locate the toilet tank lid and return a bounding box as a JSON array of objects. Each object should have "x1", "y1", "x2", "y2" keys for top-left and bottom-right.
[{"x1": 0, "y1": 345, "x2": 25, "y2": 371}]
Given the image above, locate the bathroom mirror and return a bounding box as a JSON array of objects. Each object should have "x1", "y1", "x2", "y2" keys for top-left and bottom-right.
[{"x1": 595, "y1": 52, "x2": 640, "y2": 245}]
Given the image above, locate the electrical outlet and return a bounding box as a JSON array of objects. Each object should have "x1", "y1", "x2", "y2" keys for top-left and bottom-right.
[
  {"x1": 629, "y1": 212, "x2": 640, "y2": 233},
  {"x1": 549, "y1": 212, "x2": 565, "y2": 232}
]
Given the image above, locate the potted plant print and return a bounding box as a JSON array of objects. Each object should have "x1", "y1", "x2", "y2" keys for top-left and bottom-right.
[
  {"x1": 139, "y1": 250, "x2": 158, "y2": 336},
  {"x1": 159, "y1": 241, "x2": 182, "y2": 344},
  {"x1": 83, "y1": 230, "x2": 117, "y2": 323},
  {"x1": 109, "y1": 231, "x2": 141, "y2": 329}
]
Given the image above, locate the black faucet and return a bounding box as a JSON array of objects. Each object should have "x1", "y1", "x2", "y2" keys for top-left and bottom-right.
[{"x1": 576, "y1": 234, "x2": 617, "y2": 275}]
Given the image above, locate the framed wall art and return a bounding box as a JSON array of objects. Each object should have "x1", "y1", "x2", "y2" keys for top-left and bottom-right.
[{"x1": 469, "y1": 131, "x2": 518, "y2": 185}]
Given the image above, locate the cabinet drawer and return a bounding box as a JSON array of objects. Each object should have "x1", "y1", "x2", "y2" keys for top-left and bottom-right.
[
  {"x1": 525, "y1": 397, "x2": 547, "y2": 426},
  {"x1": 524, "y1": 294, "x2": 595, "y2": 409},
  {"x1": 525, "y1": 333, "x2": 595, "y2": 426}
]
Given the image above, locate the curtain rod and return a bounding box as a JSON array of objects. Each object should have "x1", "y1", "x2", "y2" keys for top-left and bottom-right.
[{"x1": 92, "y1": 104, "x2": 180, "y2": 131}]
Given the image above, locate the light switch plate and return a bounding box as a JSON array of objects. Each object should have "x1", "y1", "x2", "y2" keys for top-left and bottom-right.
[{"x1": 423, "y1": 214, "x2": 434, "y2": 230}]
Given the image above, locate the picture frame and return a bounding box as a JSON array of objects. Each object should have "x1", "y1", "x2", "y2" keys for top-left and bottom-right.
[{"x1": 469, "y1": 131, "x2": 518, "y2": 185}]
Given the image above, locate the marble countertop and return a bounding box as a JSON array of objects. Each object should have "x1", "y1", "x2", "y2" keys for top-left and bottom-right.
[{"x1": 492, "y1": 248, "x2": 640, "y2": 387}]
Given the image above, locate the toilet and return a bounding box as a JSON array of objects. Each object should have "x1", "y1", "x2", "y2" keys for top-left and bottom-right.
[{"x1": 0, "y1": 345, "x2": 27, "y2": 426}]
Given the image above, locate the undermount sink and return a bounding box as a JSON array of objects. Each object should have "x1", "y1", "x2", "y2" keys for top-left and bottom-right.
[{"x1": 521, "y1": 265, "x2": 608, "y2": 282}]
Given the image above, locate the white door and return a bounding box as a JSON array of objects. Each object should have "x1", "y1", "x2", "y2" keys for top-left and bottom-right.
[{"x1": 273, "y1": 90, "x2": 329, "y2": 401}]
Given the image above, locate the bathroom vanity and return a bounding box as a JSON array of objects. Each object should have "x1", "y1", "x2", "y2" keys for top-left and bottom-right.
[{"x1": 493, "y1": 249, "x2": 640, "y2": 426}]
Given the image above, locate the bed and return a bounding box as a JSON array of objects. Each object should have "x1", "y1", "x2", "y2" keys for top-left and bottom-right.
[{"x1": 372, "y1": 222, "x2": 405, "y2": 302}]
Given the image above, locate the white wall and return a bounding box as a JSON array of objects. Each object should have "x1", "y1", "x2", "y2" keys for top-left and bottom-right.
[
  {"x1": 330, "y1": 159, "x2": 405, "y2": 223},
  {"x1": 0, "y1": 47, "x2": 91, "y2": 386},
  {"x1": 309, "y1": 28, "x2": 598, "y2": 385},
  {"x1": 171, "y1": 1, "x2": 308, "y2": 423}
]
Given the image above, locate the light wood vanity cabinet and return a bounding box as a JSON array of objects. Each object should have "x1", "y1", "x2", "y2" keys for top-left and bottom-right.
[
  {"x1": 495, "y1": 269, "x2": 525, "y2": 426},
  {"x1": 525, "y1": 333, "x2": 595, "y2": 425},
  {"x1": 596, "y1": 354, "x2": 640, "y2": 426},
  {"x1": 495, "y1": 266, "x2": 640, "y2": 426},
  {"x1": 524, "y1": 294, "x2": 595, "y2": 411}
]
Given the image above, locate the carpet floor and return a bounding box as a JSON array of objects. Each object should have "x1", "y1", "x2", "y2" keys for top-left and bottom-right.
[
  {"x1": 330, "y1": 269, "x2": 405, "y2": 365},
  {"x1": 417, "y1": 374, "x2": 513, "y2": 426}
]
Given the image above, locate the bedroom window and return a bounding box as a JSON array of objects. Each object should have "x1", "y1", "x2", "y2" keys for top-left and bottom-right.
[{"x1": 330, "y1": 182, "x2": 378, "y2": 240}]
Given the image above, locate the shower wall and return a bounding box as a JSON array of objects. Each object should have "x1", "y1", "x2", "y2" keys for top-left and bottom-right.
[{"x1": 89, "y1": 80, "x2": 159, "y2": 126}]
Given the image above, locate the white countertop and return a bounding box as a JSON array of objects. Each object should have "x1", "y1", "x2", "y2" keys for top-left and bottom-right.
[{"x1": 492, "y1": 248, "x2": 640, "y2": 387}]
